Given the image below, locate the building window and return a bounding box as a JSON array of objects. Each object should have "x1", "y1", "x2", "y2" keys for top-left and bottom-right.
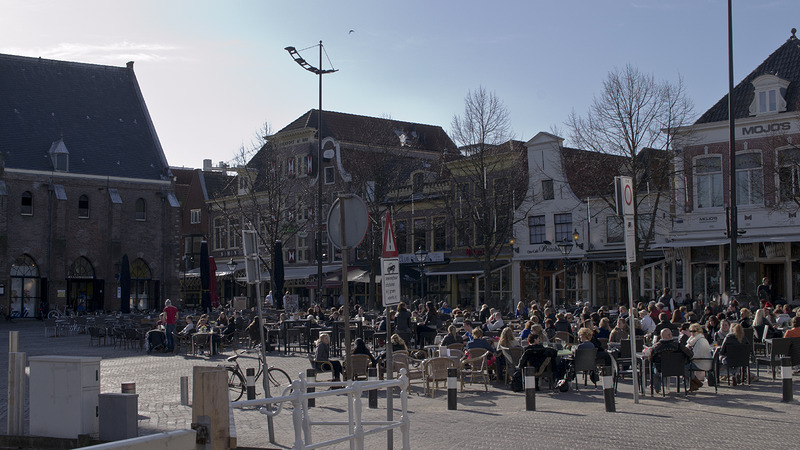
[
  {"x1": 542, "y1": 180, "x2": 554, "y2": 200},
  {"x1": 456, "y1": 219, "x2": 472, "y2": 247},
  {"x1": 190, "y1": 209, "x2": 201, "y2": 224},
  {"x1": 396, "y1": 220, "x2": 408, "y2": 254},
  {"x1": 779, "y1": 148, "x2": 800, "y2": 202},
  {"x1": 78, "y1": 194, "x2": 89, "y2": 218},
  {"x1": 324, "y1": 166, "x2": 335, "y2": 184},
  {"x1": 214, "y1": 217, "x2": 227, "y2": 250},
  {"x1": 528, "y1": 215, "x2": 546, "y2": 244},
  {"x1": 607, "y1": 215, "x2": 624, "y2": 243},
  {"x1": 735, "y1": 152, "x2": 763, "y2": 206},
  {"x1": 433, "y1": 217, "x2": 447, "y2": 251},
  {"x1": 21, "y1": 191, "x2": 33, "y2": 216},
  {"x1": 694, "y1": 156, "x2": 723, "y2": 209},
  {"x1": 412, "y1": 172, "x2": 425, "y2": 193},
  {"x1": 413, "y1": 218, "x2": 427, "y2": 251},
  {"x1": 554, "y1": 213, "x2": 572, "y2": 242},
  {"x1": 135, "y1": 198, "x2": 147, "y2": 221},
  {"x1": 749, "y1": 74, "x2": 789, "y2": 116},
  {"x1": 228, "y1": 217, "x2": 241, "y2": 248}
]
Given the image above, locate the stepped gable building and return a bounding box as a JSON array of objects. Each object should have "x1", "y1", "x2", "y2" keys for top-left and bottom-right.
[{"x1": 0, "y1": 53, "x2": 180, "y2": 315}]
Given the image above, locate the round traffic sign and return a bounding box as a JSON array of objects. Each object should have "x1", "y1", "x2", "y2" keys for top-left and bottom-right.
[
  {"x1": 327, "y1": 195, "x2": 369, "y2": 249},
  {"x1": 624, "y1": 183, "x2": 633, "y2": 206}
]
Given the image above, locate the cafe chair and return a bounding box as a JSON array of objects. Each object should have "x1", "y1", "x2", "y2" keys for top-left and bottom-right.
[
  {"x1": 573, "y1": 347, "x2": 598, "y2": 391},
  {"x1": 722, "y1": 342, "x2": 752, "y2": 386},
  {"x1": 656, "y1": 350, "x2": 689, "y2": 397},
  {"x1": 460, "y1": 348, "x2": 489, "y2": 392},
  {"x1": 347, "y1": 354, "x2": 371, "y2": 381},
  {"x1": 501, "y1": 347, "x2": 524, "y2": 384},
  {"x1": 424, "y1": 357, "x2": 458, "y2": 398},
  {"x1": 756, "y1": 337, "x2": 791, "y2": 380},
  {"x1": 308, "y1": 355, "x2": 336, "y2": 381}
]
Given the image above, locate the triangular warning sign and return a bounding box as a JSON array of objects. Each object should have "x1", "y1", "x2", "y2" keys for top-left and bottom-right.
[{"x1": 382, "y1": 211, "x2": 399, "y2": 258}]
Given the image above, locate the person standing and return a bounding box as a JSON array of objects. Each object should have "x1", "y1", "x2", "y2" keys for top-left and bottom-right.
[
  {"x1": 163, "y1": 299, "x2": 178, "y2": 353},
  {"x1": 659, "y1": 288, "x2": 675, "y2": 312},
  {"x1": 757, "y1": 277, "x2": 772, "y2": 303}
]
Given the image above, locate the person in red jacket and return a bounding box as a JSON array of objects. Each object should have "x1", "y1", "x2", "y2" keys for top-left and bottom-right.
[{"x1": 163, "y1": 299, "x2": 178, "y2": 353}]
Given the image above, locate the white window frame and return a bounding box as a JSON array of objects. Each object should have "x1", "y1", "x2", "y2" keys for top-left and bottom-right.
[
  {"x1": 694, "y1": 155, "x2": 723, "y2": 209},
  {"x1": 735, "y1": 151, "x2": 763, "y2": 206},
  {"x1": 324, "y1": 166, "x2": 335, "y2": 185},
  {"x1": 190, "y1": 209, "x2": 201, "y2": 224}
]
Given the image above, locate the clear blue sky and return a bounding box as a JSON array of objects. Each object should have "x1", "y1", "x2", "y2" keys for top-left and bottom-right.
[{"x1": 2, "y1": 0, "x2": 799, "y2": 168}]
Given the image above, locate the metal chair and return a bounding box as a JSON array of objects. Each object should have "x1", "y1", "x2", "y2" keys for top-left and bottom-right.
[
  {"x1": 656, "y1": 350, "x2": 689, "y2": 397},
  {"x1": 722, "y1": 342, "x2": 752, "y2": 386},
  {"x1": 572, "y1": 347, "x2": 598, "y2": 390},
  {"x1": 756, "y1": 337, "x2": 791, "y2": 380}
]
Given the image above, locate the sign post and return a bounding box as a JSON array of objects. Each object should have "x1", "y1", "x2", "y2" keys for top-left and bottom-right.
[
  {"x1": 380, "y1": 211, "x2": 399, "y2": 448},
  {"x1": 615, "y1": 176, "x2": 639, "y2": 404}
]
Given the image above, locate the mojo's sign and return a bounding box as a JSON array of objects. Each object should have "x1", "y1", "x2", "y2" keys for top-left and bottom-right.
[{"x1": 741, "y1": 121, "x2": 791, "y2": 136}]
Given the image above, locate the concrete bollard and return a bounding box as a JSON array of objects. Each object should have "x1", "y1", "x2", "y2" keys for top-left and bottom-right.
[
  {"x1": 368, "y1": 367, "x2": 378, "y2": 409},
  {"x1": 447, "y1": 368, "x2": 458, "y2": 410},
  {"x1": 524, "y1": 367, "x2": 536, "y2": 411},
  {"x1": 246, "y1": 368, "x2": 256, "y2": 400},
  {"x1": 121, "y1": 382, "x2": 136, "y2": 394},
  {"x1": 602, "y1": 366, "x2": 616, "y2": 412},
  {"x1": 781, "y1": 357, "x2": 793, "y2": 402},
  {"x1": 180, "y1": 376, "x2": 189, "y2": 406},
  {"x1": 306, "y1": 369, "x2": 316, "y2": 408},
  {"x1": 7, "y1": 352, "x2": 26, "y2": 435}
]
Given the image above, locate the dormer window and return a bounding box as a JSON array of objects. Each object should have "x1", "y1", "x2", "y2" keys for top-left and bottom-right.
[
  {"x1": 749, "y1": 74, "x2": 790, "y2": 116},
  {"x1": 48, "y1": 138, "x2": 69, "y2": 171}
]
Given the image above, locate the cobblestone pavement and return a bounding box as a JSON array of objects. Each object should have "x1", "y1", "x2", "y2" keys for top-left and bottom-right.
[{"x1": 1, "y1": 320, "x2": 798, "y2": 449}]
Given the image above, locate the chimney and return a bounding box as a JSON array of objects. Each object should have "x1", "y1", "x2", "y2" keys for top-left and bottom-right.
[{"x1": 203, "y1": 159, "x2": 212, "y2": 171}]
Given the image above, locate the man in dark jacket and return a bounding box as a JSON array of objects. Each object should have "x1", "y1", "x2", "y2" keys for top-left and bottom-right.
[
  {"x1": 649, "y1": 328, "x2": 693, "y2": 392},
  {"x1": 518, "y1": 333, "x2": 563, "y2": 385}
]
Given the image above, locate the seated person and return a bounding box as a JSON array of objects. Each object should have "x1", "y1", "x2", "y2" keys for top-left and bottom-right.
[
  {"x1": 375, "y1": 333, "x2": 410, "y2": 365},
  {"x1": 483, "y1": 311, "x2": 505, "y2": 332},
  {"x1": 155, "y1": 312, "x2": 166, "y2": 330},
  {"x1": 313, "y1": 333, "x2": 343, "y2": 381},
  {"x1": 518, "y1": 333, "x2": 563, "y2": 389},
  {"x1": 439, "y1": 302, "x2": 452, "y2": 316},
  {"x1": 232, "y1": 311, "x2": 245, "y2": 330},
  {"x1": 648, "y1": 328, "x2": 693, "y2": 392},
  {"x1": 440, "y1": 325, "x2": 461, "y2": 347},
  {"x1": 179, "y1": 315, "x2": 195, "y2": 335},
  {"x1": 465, "y1": 328, "x2": 495, "y2": 353},
  {"x1": 783, "y1": 316, "x2": 800, "y2": 338},
  {"x1": 519, "y1": 321, "x2": 533, "y2": 342},
  {"x1": 352, "y1": 337, "x2": 376, "y2": 367},
  {"x1": 461, "y1": 320, "x2": 475, "y2": 343}
]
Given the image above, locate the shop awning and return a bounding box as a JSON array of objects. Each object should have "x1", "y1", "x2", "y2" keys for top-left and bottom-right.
[{"x1": 423, "y1": 261, "x2": 509, "y2": 276}]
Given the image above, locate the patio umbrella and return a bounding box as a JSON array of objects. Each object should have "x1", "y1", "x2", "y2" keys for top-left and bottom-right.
[
  {"x1": 120, "y1": 254, "x2": 131, "y2": 313},
  {"x1": 200, "y1": 240, "x2": 211, "y2": 313},
  {"x1": 273, "y1": 240, "x2": 285, "y2": 309},
  {"x1": 209, "y1": 256, "x2": 220, "y2": 308}
]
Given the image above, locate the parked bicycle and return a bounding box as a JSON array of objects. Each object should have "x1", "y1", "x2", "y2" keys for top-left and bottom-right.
[
  {"x1": 222, "y1": 351, "x2": 293, "y2": 402},
  {"x1": 47, "y1": 304, "x2": 74, "y2": 319}
]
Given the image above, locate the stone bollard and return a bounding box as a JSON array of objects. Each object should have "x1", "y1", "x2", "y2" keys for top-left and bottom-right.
[
  {"x1": 180, "y1": 376, "x2": 189, "y2": 406},
  {"x1": 524, "y1": 367, "x2": 536, "y2": 411},
  {"x1": 368, "y1": 367, "x2": 378, "y2": 409},
  {"x1": 447, "y1": 368, "x2": 458, "y2": 410},
  {"x1": 306, "y1": 369, "x2": 316, "y2": 408},
  {"x1": 602, "y1": 366, "x2": 616, "y2": 412},
  {"x1": 781, "y1": 357, "x2": 793, "y2": 402},
  {"x1": 246, "y1": 368, "x2": 256, "y2": 400}
]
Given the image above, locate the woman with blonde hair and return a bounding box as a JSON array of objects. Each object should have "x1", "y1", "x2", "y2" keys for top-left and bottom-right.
[
  {"x1": 313, "y1": 333, "x2": 343, "y2": 381},
  {"x1": 497, "y1": 327, "x2": 520, "y2": 349},
  {"x1": 719, "y1": 323, "x2": 746, "y2": 384}
]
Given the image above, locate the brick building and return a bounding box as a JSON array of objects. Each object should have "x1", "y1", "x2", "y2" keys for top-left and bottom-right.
[{"x1": 0, "y1": 54, "x2": 180, "y2": 316}]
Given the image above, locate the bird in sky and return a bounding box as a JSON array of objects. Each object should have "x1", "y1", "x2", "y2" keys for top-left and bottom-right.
[{"x1": 348, "y1": 29, "x2": 355, "y2": 34}]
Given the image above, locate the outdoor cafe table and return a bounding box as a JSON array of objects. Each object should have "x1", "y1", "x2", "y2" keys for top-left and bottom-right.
[{"x1": 192, "y1": 331, "x2": 218, "y2": 356}]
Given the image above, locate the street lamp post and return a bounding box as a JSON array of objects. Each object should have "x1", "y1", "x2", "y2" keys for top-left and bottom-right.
[
  {"x1": 415, "y1": 247, "x2": 428, "y2": 303},
  {"x1": 227, "y1": 258, "x2": 237, "y2": 305},
  {"x1": 285, "y1": 43, "x2": 337, "y2": 308}
]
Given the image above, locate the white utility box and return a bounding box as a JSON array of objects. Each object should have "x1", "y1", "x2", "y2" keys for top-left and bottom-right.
[{"x1": 29, "y1": 355, "x2": 101, "y2": 438}]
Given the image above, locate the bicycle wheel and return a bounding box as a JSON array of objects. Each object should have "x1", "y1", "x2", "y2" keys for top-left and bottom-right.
[
  {"x1": 47, "y1": 310, "x2": 59, "y2": 319},
  {"x1": 226, "y1": 367, "x2": 246, "y2": 402},
  {"x1": 266, "y1": 367, "x2": 293, "y2": 395}
]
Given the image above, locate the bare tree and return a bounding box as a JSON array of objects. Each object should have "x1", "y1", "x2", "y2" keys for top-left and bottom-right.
[
  {"x1": 440, "y1": 87, "x2": 528, "y2": 309},
  {"x1": 566, "y1": 65, "x2": 694, "y2": 295},
  {"x1": 210, "y1": 124, "x2": 315, "y2": 302}
]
